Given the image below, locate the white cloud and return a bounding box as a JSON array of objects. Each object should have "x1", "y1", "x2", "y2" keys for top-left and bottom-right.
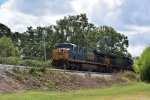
[
  {"x1": 0, "y1": 0, "x2": 66, "y2": 32},
  {"x1": 71, "y1": 0, "x2": 99, "y2": 13},
  {"x1": 120, "y1": 25, "x2": 150, "y2": 35},
  {"x1": 128, "y1": 45, "x2": 145, "y2": 57}
]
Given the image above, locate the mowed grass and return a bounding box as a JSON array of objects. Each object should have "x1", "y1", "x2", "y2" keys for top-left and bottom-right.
[{"x1": 0, "y1": 82, "x2": 150, "y2": 100}]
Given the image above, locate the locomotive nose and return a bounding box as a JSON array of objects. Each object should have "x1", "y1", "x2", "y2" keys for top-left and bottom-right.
[{"x1": 53, "y1": 48, "x2": 68, "y2": 60}]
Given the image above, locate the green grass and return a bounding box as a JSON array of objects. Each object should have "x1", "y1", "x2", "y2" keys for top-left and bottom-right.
[{"x1": 0, "y1": 82, "x2": 150, "y2": 100}]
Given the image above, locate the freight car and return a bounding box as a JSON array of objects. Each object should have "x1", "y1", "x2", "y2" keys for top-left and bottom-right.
[{"x1": 52, "y1": 43, "x2": 133, "y2": 72}]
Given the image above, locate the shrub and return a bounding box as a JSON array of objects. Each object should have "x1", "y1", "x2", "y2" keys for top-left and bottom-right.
[
  {"x1": 28, "y1": 67, "x2": 38, "y2": 75},
  {"x1": 23, "y1": 59, "x2": 52, "y2": 68},
  {"x1": 47, "y1": 81, "x2": 55, "y2": 89},
  {"x1": 0, "y1": 36, "x2": 19, "y2": 57},
  {"x1": 0, "y1": 57, "x2": 21, "y2": 65},
  {"x1": 42, "y1": 60, "x2": 52, "y2": 67},
  {"x1": 122, "y1": 71, "x2": 140, "y2": 82},
  {"x1": 29, "y1": 68, "x2": 42, "y2": 76},
  {"x1": 135, "y1": 47, "x2": 150, "y2": 81},
  {"x1": 23, "y1": 60, "x2": 43, "y2": 67},
  {"x1": 38, "y1": 67, "x2": 46, "y2": 73},
  {"x1": 28, "y1": 67, "x2": 47, "y2": 76}
]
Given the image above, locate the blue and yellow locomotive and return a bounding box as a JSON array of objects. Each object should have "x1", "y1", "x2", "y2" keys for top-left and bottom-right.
[{"x1": 52, "y1": 43, "x2": 133, "y2": 72}]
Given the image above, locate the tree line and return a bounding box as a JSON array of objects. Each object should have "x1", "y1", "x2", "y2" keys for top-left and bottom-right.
[{"x1": 0, "y1": 14, "x2": 131, "y2": 61}]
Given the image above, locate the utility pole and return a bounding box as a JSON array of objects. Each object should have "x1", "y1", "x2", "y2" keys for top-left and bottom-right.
[{"x1": 43, "y1": 30, "x2": 46, "y2": 62}]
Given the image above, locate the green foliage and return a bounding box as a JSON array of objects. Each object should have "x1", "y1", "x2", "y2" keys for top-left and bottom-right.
[
  {"x1": 121, "y1": 71, "x2": 140, "y2": 82},
  {"x1": 22, "y1": 59, "x2": 52, "y2": 67},
  {"x1": 23, "y1": 60, "x2": 43, "y2": 67},
  {"x1": 28, "y1": 67, "x2": 38, "y2": 75},
  {"x1": 135, "y1": 47, "x2": 150, "y2": 81},
  {"x1": 54, "y1": 13, "x2": 94, "y2": 46},
  {"x1": 47, "y1": 81, "x2": 55, "y2": 89},
  {"x1": 11, "y1": 32, "x2": 21, "y2": 48},
  {"x1": 0, "y1": 57, "x2": 21, "y2": 65},
  {"x1": 0, "y1": 23, "x2": 12, "y2": 37},
  {"x1": 1, "y1": 14, "x2": 131, "y2": 60},
  {"x1": 39, "y1": 67, "x2": 46, "y2": 73},
  {"x1": 92, "y1": 26, "x2": 130, "y2": 56},
  {"x1": 42, "y1": 60, "x2": 52, "y2": 67},
  {"x1": 0, "y1": 56, "x2": 25, "y2": 66},
  {"x1": 20, "y1": 27, "x2": 44, "y2": 60},
  {"x1": 28, "y1": 67, "x2": 46, "y2": 76},
  {"x1": 0, "y1": 56, "x2": 52, "y2": 68},
  {"x1": 0, "y1": 36, "x2": 19, "y2": 57}
]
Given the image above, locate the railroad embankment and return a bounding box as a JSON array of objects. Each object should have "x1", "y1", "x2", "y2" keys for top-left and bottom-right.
[{"x1": 0, "y1": 64, "x2": 139, "y2": 93}]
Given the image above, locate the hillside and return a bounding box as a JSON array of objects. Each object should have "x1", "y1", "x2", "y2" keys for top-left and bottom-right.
[{"x1": 0, "y1": 65, "x2": 138, "y2": 93}]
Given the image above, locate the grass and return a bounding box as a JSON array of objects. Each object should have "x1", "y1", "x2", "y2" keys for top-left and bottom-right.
[{"x1": 0, "y1": 82, "x2": 150, "y2": 100}]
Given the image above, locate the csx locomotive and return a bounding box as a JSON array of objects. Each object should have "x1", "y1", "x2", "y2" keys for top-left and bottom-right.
[{"x1": 52, "y1": 43, "x2": 133, "y2": 72}]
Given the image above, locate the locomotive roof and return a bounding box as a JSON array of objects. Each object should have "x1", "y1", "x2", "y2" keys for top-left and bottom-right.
[{"x1": 56, "y1": 43, "x2": 76, "y2": 47}]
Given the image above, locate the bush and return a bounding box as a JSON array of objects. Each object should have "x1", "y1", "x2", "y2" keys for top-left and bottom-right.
[
  {"x1": 0, "y1": 36, "x2": 19, "y2": 57},
  {"x1": 0, "y1": 56, "x2": 52, "y2": 68},
  {"x1": 42, "y1": 60, "x2": 52, "y2": 67},
  {"x1": 135, "y1": 47, "x2": 150, "y2": 81},
  {"x1": 23, "y1": 60, "x2": 43, "y2": 67},
  {"x1": 0, "y1": 57, "x2": 21, "y2": 65},
  {"x1": 122, "y1": 71, "x2": 140, "y2": 82},
  {"x1": 28, "y1": 67, "x2": 38, "y2": 75},
  {"x1": 39, "y1": 67, "x2": 46, "y2": 73},
  {"x1": 28, "y1": 67, "x2": 47, "y2": 76},
  {"x1": 22, "y1": 59, "x2": 52, "y2": 67}
]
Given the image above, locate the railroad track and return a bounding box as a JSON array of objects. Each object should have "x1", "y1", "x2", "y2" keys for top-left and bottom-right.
[
  {"x1": 0, "y1": 64, "x2": 112, "y2": 77},
  {"x1": 48, "y1": 68, "x2": 112, "y2": 78}
]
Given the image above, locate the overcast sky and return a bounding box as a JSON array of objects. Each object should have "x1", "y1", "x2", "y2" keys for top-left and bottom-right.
[{"x1": 0, "y1": 0, "x2": 150, "y2": 57}]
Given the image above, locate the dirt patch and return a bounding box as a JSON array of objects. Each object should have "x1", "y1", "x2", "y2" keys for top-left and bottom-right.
[{"x1": 0, "y1": 75, "x2": 23, "y2": 93}]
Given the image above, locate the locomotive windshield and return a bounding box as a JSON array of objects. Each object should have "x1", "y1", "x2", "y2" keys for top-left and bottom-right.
[{"x1": 55, "y1": 43, "x2": 76, "y2": 49}]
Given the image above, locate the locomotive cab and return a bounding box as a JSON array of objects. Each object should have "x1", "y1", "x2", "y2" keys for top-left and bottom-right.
[{"x1": 52, "y1": 43, "x2": 76, "y2": 68}]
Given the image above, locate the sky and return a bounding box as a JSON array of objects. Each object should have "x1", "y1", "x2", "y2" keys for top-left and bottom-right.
[{"x1": 0, "y1": 0, "x2": 150, "y2": 57}]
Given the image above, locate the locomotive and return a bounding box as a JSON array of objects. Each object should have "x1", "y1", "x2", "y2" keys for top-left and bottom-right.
[{"x1": 52, "y1": 43, "x2": 133, "y2": 72}]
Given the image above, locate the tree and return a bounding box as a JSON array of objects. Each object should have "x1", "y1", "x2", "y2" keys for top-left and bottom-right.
[
  {"x1": 45, "y1": 25, "x2": 59, "y2": 59},
  {"x1": 135, "y1": 47, "x2": 150, "y2": 81},
  {"x1": 11, "y1": 32, "x2": 21, "y2": 49},
  {"x1": 54, "y1": 13, "x2": 94, "y2": 46},
  {"x1": 0, "y1": 36, "x2": 19, "y2": 57},
  {"x1": 93, "y1": 26, "x2": 130, "y2": 57},
  {"x1": 20, "y1": 26, "x2": 42, "y2": 60},
  {"x1": 15, "y1": 14, "x2": 131, "y2": 60},
  {"x1": 0, "y1": 23, "x2": 12, "y2": 37},
  {"x1": 19, "y1": 26, "x2": 57, "y2": 60}
]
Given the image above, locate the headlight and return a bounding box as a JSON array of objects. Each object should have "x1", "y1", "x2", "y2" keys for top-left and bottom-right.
[{"x1": 66, "y1": 48, "x2": 70, "y2": 50}]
